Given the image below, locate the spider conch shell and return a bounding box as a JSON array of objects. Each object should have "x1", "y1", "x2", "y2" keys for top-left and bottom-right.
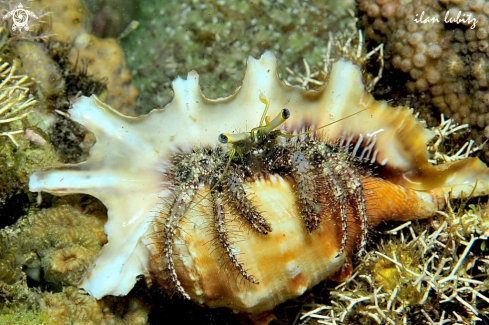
[{"x1": 29, "y1": 52, "x2": 489, "y2": 312}]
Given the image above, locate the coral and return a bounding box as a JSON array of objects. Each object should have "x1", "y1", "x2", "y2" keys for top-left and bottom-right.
[
  {"x1": 33, "y1": 0, "x2": 87, "y2": 43},
  {"x1": 357, "y1": 0, "x2": 489, "y2": 154},
  {"x1": 0, "y1": 58, "x2": 58, "y2": 220},
  {"x1": 68, "y1": 33, "x2": 138, "y2": 115},
  {"x1": 13, "y1": 40, "x2": 65, "y2": 103},
  {"x1": 30, "y1": 0, "x2": 138, "y2": 116},
  {"x1": 1, "y1": 204, "x2": 107, "y2": 288},
  {"x1": 0, "y1": 1, "x2": 108, "y2": 166},
  {"x1": 0, "y1": 0, "x2": 126, "y2": 163},
  {"x1": 43, "y1": 246, "x2": 93, "y2": 286},
  {"x1": 40, "y1": 286, "x2": 149, "y2": 325},
  {"x1": 298, "y1": 211, "x2": 489, "y2": 324},
  {"x1": 0, "y1": 59, "x2": 37, "y2": 147},
  {"x1": 297, "y1": 118, "x2": 489, "y2": 325},
  {"x1": 0, "y1": 201, "x2": 150, "y2": 324},
  {"x1": 121, "y1": 0, "x2": 357, "y2": 114},
  {"x1": 2, "y1": 0, "x2": 489, "y2": 322},
  {"x1": 0, "y1": 303, "x2": 51, "y2": 325}
]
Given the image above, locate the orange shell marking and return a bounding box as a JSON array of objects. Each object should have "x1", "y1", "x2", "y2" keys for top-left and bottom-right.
[
  {"x1": 149, "y1": 175, "x2": 345, "y2": 312},
  {"x1": 148, "y1": 175, "x2": 445, "y2": 312}
]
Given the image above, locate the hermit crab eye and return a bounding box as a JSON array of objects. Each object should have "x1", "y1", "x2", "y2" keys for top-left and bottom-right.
[
  {"x1": 218, "y1": 133, "x2": 229, "y2": 144},
  {"x1": 282, "y1": 108, "x2": 290, "y2": 120}
]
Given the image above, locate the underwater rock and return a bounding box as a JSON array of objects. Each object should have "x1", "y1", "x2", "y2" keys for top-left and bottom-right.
[
  {"x1": 32, "y1": 0, "x2": 138, "y2": 115},
  {"x1": 14, "y1": 40, "x2": 65, "y2": 102}
]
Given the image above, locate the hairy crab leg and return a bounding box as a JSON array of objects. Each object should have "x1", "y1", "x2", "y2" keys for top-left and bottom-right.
[
  {"x1": 318, "y1": 161, "x2": 350, "y2": 257},
  {"x1": 224, "y1": 166, "x2": 272, "y2": 234},
  {"x1": 163, "y1": 189, "x2": 194, "y2": 299},
  {"x1": 290, "y1": 152, "x2": 322, "y2": 231},
  {"x1": 334, "y1": 159, "x2": 369, "y2": 256},
  {"x1": 211, "y1": 190, "x2": 259, "y2": 284}
]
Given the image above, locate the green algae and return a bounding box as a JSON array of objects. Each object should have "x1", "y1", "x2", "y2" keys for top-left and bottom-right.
[
  {"x1": 121, "y1": 0, "x2": 356, "y2": 114},
  {"x1": 0, "y1": 303, "x2": 51, "y2": 325}
]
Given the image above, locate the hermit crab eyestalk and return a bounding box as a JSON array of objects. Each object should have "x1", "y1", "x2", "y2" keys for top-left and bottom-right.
[
  {"x1": 218, "y1": 132, "x2": 251, "y2": 144},
  {"x1": 260, "y1": 108, "x2": 291, "y2": 135}
]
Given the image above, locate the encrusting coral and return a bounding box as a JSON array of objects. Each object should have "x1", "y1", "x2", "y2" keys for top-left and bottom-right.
[
  {"x1": 0, "y1": 202, "x2": 150, "y2": 325},
  {"x1": 357, "y1": 0, "x2": 489, "y2": 153},
  {"x1": 1, "y1": 204, "x2": 106, "y2": 287},
  {"x1": 40, "y1": 286, "x2": 149, "y2": 325}
]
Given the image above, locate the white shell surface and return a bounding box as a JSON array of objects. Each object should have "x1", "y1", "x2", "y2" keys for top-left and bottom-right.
[{"x1": 29, "y1": 51, "x2": 489, "y2": 300}]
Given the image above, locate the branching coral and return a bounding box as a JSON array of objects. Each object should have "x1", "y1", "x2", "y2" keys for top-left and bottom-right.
[
  {"x1": 0, "y1": 57, "x2": 58, "y2": 213},
  {"x1": 0, "y1": 59, "x2": 37, "y2": 146},
  {"x1": 297, "y1": 118, "x2": 489, "y2": 325},
  {"x1": 284, "y1": 26, "x2": 384, "y2": 92},
  {"x1": 299, "y1": 215, "x2": 489, "y2": 324}
]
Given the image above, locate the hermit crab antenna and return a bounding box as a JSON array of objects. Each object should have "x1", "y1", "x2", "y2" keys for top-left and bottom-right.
[{"x1": 279, "y1": 107, "x2": 371, "y2": 139}]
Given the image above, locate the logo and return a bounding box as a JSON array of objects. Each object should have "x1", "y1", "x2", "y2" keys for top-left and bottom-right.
[{"x1": 3, "y1": 3, "x2": 38, "y2": 32}]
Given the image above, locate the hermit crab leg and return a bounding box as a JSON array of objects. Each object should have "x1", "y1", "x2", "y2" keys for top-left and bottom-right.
[
  {"x1": 211, "y1": 189, "x2": 259, "y2": 284},
  {"x1": 317, "y1": 161, "x2": 350, "y2": 257},
  {"x1": 163, "y1": 189, "x2": 194, "y2": 299},
  {"x1": 334, "y1": 159, "x2": 369, "y2": 256},
  {"x1": 224, "y1": 166, "x2": 272, "y2": 234},
  {"x1": 290, "y1": 152, "x2": 322, "y2": 231}
]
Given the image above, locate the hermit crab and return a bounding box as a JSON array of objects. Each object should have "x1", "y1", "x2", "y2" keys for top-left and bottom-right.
[{"x1": 29, "y1": 52, "x2": 489, "y2": 313}]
